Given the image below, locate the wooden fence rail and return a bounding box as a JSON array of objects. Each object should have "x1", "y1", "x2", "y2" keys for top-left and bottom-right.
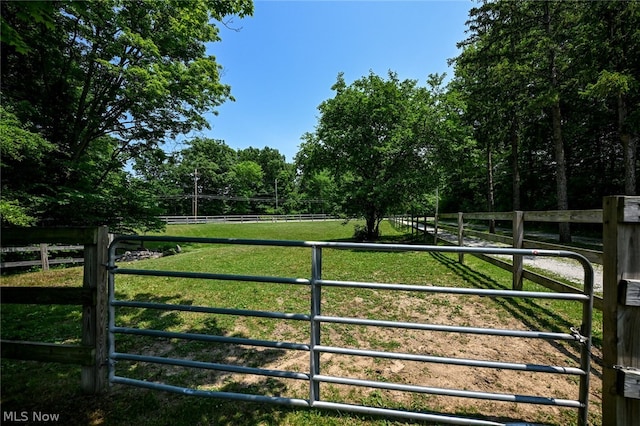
[
  {"x1": 1, "y1": 243, "x2": 84, "y2": 270},
  {"x1": 394, "y1": 208, "x2": 605, "y2": 311},
  {"x1": 0, "y1": 226, "x2": 109, "y2": 394}
]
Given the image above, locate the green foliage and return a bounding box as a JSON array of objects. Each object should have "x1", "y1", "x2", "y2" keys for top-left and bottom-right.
[
  {"x1": 0, "y1": 107, "x2": 55, "y2": 226},
  {"x1": 583, "y1": 70, "x2": 638, "y2": 99},
  {"x1": 0, "y1": 0, "x2": 253, "y2": 229},
  {"x1": 298, "y1": 71, "x2": 470, "y2": 240},
  {"x1": 0, "y1": 106, "x2": 55, "y2": 164},
  {"x1": 132, "y1": 139, "x2": 304, "y2": 216},
  {"x1": 450, "y1": 0, "x2": 640, "y2": 214},
  {"x1": 0, "y1": 199, "x2": 35, "y2": 227},
  {"x1": 231, "y1": 160, "x2": 264, "y2": 196}
]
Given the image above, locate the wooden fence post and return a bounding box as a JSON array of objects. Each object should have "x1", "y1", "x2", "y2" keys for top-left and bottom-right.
[
  {"x1": 81, "y1": 225, "x2": 109, "y2": 394},
  {"x1": 458, "y1": 212, "x2": 464, "y2": 264},
  {"x1": 602, "y1": 196, "x2": 640, "y2": 426},
  {"x1": 423, "y1": 215, "x2": 428, "y2": 242},
  {"x1": 512, "y1": 211, "x2": 524, "y2": 291},
  {"x1": 39, "y1": 243, "x2": 49, "y2": 271},
  {"x1": 411, "y1": 213, "x2": 415, "y2": 236}
]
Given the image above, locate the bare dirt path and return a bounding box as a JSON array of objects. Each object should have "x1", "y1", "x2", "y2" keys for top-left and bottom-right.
[{"x1": 416, "y1": 223, "x2": 603, "y2": 292}]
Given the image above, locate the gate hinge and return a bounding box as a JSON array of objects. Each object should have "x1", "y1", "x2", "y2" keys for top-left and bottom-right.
[
  {"x1": 619, "y1": 279, "x2": 640, "y2": 306},
  {"x1": 613, "y1": 365, "x2": 640, "y2": 399},
  {"x1": 570, "y1": 326, "x2": 588, "y2": 344}
]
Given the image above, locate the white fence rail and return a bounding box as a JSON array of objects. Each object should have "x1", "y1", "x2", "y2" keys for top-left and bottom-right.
[{"x1": 160, "y1": 214, "x2": 337, "y2": 225}]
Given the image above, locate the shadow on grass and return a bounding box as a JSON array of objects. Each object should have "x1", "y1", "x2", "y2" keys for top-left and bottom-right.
[
  {"x1": 428, "y1": 251, "x2": 602, "y2": 379},
  {"x1": 110, "y1": 292, "x2": 293, "y2": 384},
  {"x1": 0, "y1": 378, "x2": 551, "y2": 426},
  {"x1": 0, "y1": 291, "x2": 295, "y2": 425},
  {"x1": 0, "y1": 303, "x2": 82, "y2": 343}
]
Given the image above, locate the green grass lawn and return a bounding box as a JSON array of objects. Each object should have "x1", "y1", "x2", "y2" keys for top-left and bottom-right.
[{"x1": 0, "y1": 220, "x2": 601, "y2": 425}]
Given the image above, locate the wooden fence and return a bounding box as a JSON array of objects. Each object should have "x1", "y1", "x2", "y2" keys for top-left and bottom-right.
[
  {"x1": 394, "y1": 208, "x2": 605, "y2": 311},
  {"x1": 1, "y1": 201, "x2": 637, "y2": 421},
  {"x1": 602, "y1": 196, "x2": 640, "y2": 426},
  {"x1": 395, "y1": 196, "x2": 639, "y2": 426},
  {"x1": 0, "y1": 227, "x2": 109, "y2": 394},
  {"x1": 1, "y1": 243, "x2": 84, "y2": 270}
]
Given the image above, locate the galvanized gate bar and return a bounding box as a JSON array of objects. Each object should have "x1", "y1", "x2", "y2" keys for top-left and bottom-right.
[
  {"x1": 111, "y1": 352, "x2": 310, "y2": 380},
  {"x1": 315, "y1": 315, "x2": 581, "y2": 341},
  {"x1": 319, "y1": 279, "x2": 590, "y2": 300},
  {"x1": 312, "y1": 401, "x2": 507, "y2": 426},
  {"x1": 111, "y1": 376, "x2": 311, "y2": 407},
  {"x1": 111, "y1": 300, "x2": 310, "y2": 321},
  {"x1": 113, "y1": 267, "x2": 311, "y2": 285},
  {"x1": 313, "y1": 374, "x2": 584, "y2": 408},
  {"x1": 309, "y1": 245, "x2": 322, "y2": 407},
  {"x1": 112, "y1": 327, "x2": 310, "y2": 351},
  {"x1": 314, "y1": 345, "x2": 587, "y2": 375},
  {"x1": 111, "y1": 234, "x2": 590, "y2": 260},
  {"x1": 107, "y1": 235, "x2": 594, "y2": 425}
]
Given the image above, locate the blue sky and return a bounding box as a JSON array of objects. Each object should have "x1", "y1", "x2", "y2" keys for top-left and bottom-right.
[{"x1": 176, "y1": 0, "x2": 473, "y2": 162}]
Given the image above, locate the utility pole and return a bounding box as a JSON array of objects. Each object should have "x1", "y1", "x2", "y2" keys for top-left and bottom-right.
[
  {"x1": 275, "y1": 178, "x2": 278, "y2": 212},
  {"x1": 193, "y1": 168, "x2": 199, "y2": 220}
]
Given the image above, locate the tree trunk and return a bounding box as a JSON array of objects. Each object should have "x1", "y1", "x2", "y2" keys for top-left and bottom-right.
[
  {"x1": 619, "y1": 93, "x2": 637, "y2": 195},
  {"x1": 511, "y1": 118, "x2": 521, "y2": 210},
  {"x1": 487, "y1": 141, "x2": 496, "y2": 234},
  {"x1": 545, "y1": 1, "x2": 571, "y2": 243},
  {"x1": 365, "y1": 209, "x2": 379, "y2": 241},
  {"x1": 551, "y1": 101, "x2": 571, "y2": 243}
]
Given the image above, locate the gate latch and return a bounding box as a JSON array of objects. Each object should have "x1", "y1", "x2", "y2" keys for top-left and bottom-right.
[{"x1": 570, "y1": 326, "x2": 588, "y2": 344}]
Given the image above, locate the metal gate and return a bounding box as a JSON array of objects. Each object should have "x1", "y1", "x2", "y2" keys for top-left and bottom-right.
[{"x1": 107, "y1": 236, "x2": 594, "y2": 426}]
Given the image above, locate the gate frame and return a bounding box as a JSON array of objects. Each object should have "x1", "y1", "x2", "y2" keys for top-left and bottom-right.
[{"x1": 107, "y1": 236, "x2": 594, "y2": 426}]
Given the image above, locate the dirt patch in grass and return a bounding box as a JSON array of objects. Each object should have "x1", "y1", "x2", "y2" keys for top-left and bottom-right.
[{"x1": 234, "y1": 291, "x2": 602, "y2": 425}]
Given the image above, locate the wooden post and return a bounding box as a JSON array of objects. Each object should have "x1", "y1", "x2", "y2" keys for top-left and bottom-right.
[
  {"x1": 602, "y1": 196, "x2": 640, "y2": 426},
  {"x1": 39, "y1": 243, "x2": 49, "y2": 271},
  {"x1": 458, "y1": 212, "x2": 464, "y2": 264},
  {"x1": 424, "y1": 214, "x2": 428, "y2": 242},
  {"x1": 411, "y1": 213, "x2": 415, "y2": 236},
  {"x1": 512, "y1": 211, "x2": 524, "y2": 291},
  {"x1": 81, "y1": 226, "x2": 109, "y2": 394}
]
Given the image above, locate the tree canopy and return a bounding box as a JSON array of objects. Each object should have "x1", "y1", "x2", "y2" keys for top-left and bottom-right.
[
  {"x1": 1, "y1": 0, "x2": 252, "y2": 229},
  {"x1": 447, "y1": 0, "x2": 638, "y2": 238},
  {"x1": 2, "y1": 0, "x2": 637, "y2": 235},
  {"x1": 297, "y1": 71, "x2": 467, "y2": 240}
]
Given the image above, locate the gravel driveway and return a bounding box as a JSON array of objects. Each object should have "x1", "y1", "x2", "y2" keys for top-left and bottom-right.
[{"x1": 415, "y1": 223, "x2": 604, "y2": 293}]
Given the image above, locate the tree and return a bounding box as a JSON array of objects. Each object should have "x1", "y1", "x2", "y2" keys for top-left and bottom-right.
[
  {"x1": 230, "y1": 160, "x2": 263, "y2": 213},
  {"x1": 238, "y1": 146, "x2": 293, "y2": 212},
  {"x1": 0, "y1": 0, "x2": 253, "y2": 227},
  {"x1": 579, "y1": 1, "x2": 640, "y2": 196},
  {"x1": 298, "y1": 71, "x2": 443, "y2": 240},
  {"x1": 451, "y1": 1, "x2": 640, "y2": 241},
  {"x1": 171, "y1": 138, "x2": 237, "y2": 215},
  {"x1": 296, "y1": 170, "x2": 338, "y2": 215},
  {"x1": 0, "y1": 106, "x2": 54, "y2": 226}
]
